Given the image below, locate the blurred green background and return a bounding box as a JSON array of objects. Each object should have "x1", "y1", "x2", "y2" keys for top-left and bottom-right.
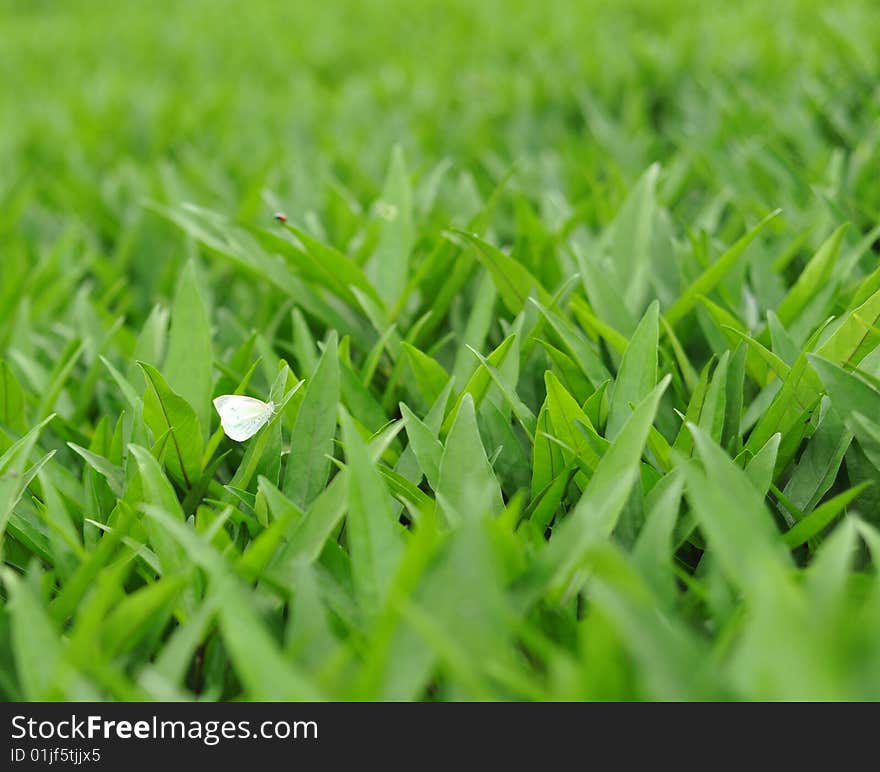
[
  {"x1": 2, "y1": 0, "x2": 880, "y2": 701},
  {"x1": 4, "y1": 0, "x2": 877, "y2": 319}
]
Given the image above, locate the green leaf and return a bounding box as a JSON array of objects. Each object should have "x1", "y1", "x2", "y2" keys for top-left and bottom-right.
[
  {"x1": 401, "y1": 342, "x2": 450, "y2": 408},
  {"x1": 569, "y1": 295, "x2": 630, "y2": 354},
  {"x1": 437, "y1": 394, "x2": 503, "y2": 526},
  {"x1": 575, "y1": 252, "x2": 639, "y2": 337},
  {"x1": 36, "y1": 339, "x2": 85, "y2": 420},
  {"x1": 101, "y1": 355, "x2": 144, "y2": 413},
  {"x1": 163, "y1": 260, "x2": 213, "y2": 435},
  {"x1": 51, "y1": 502, "x2": 138, "y2": 623},
  {"x1": 580, "y1": 543, "x2": 712, "y2": 699},
  {"x1": 0, "y1": 359, "x2": 27, "y2": 433},
  {"x1": 685, "y1": 424, "x2": 791, "y2": 593},
  {"x1": 808, "y1": 354, "x2": 880, "y2": 468},
  {"x1": 531, "y1": 299, "x2": 610, "y2": 388},
  {"x1": 783, "y1": 484, "x2": 870, "y2": 549},
  {"x1": 665, "y1": 209, "x2": 781, "y2": 326},
  {"x1": 441, "y1": 333, "x2": 516, "y2": 435},
  {"x1": 373, "y1": 146, "x2": 414, "y2": 311},
  {"x1": 238, "y1": 477, "x2": 305, "y2": 580},
  {"x1": 722, "y1": 324, "x2": 790, "y2": 382},
  {"x1": 277, "y1": 222, "x2": 381, "y2": 307},
  {"x1": 535, "y1": 377, "x2": 670, "y2": 600},
  {"x1": 280, "y1": 421, "x2": 404, "y2": 565},
  {"x1": 127, "y1": 444, "x2": 186, "y2": 576},
  {"x1": 284, "y1": 332, "x2": 339, "y2": 508},
  {"x1": 775, "y1": 225, "x2": 848, "y2": 327},
  {"x1": 138, "y1": 361, "x2": 203, "y2": 488},
  {"x1": 601, "y1": 162, "x2": 659, "y2": 314},
  {"x1": 632, "y1": 471, "x2": 684, "y2": 605},
  {"x1": 698, "y1": 351, "x2": 728, "y2": 443},
  {"x1": 767, "y1": 311, "x2": 800, "y2": 366},
  {"x1": 454, "y1": 231, "x2": 551, "y2": 315},
  {"x1": 340, "y1": 409, "x2": 404, "y2": 617},
  {"x1": 400, "y1": 402, "x2": 444, "y2": 490},
  {"x1": 130, "y1": 304, "x2": 169, "y2": 376},
  {"x1": 3, "y1": 569, "x2": 64, "y2": 699},
  {"x1": 743, "y1": 433, "x2": 780, "y2": 497},
  {"x1": 608, "y1": 301, "x2": 659, "y2": 439},
  {"x1": 465, "y1": 344, "x2": 536, "y2": 439},
  {"x1": 340, "y1": 356, "x2": 389, "y2": 433},
  {"x1": 451, "y1": 269, "x2": 498, "y2": 385},
  {"x1": 0, "y1": 415, "x2": 56, "y2": 542},
  {"x1": 153, "y1": 202, "x2": 365, "y2": 343},
  {"x1": 67, "y1": 442, "x2": 124, "y2": 498},
  {"x1": 103, "y1": 575, "x2": 188, "y2": 656},
  {"x1": 538, "y1": 340, "x2": 594, "y2": 405},
  {"x1": 544, "y1": 371, "x2": 600, "y2": 470},
  {"x1": 782, "y1": 399, "x2": 852, "y2": 513},
  {"x1": 151, "y1": 596, "x2": 218, "y2": 687},
  {"x1": 142, "y1": 505, "x2": 320, "y2": 699}
]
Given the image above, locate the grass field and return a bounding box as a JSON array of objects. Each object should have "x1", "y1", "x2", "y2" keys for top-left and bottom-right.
[{"x1": 2, "y1": 0, "x2": 880, "y2": 701}]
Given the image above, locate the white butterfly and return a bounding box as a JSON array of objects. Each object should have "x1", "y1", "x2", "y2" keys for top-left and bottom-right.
[{"x1": 213, "y1": 395, "x2": 275, "y2": 441}]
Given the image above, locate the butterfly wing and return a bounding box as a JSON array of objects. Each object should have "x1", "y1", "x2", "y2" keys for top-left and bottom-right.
[{"x1": 213, "y1": 395, "x2": 274, "y2": 441}]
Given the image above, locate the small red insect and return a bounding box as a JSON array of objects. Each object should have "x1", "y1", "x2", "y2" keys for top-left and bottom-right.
[{"x1": 273, "y1": 212, "x2": 288, "y2": 223}]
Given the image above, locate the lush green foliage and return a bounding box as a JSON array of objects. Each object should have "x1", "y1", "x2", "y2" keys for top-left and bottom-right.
[{"x1": 2, "y1": 0, "x2": 880, "y2": 700}]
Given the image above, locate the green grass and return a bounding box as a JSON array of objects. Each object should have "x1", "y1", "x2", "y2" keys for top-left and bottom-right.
[{"x1": 2, "y1": 0, "x2": 880, "y2": 700}]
